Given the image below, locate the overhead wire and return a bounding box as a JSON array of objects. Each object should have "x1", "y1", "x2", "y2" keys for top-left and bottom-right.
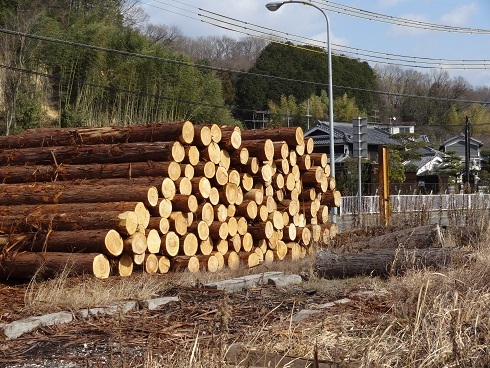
[
  {"x1": 312, "y1": 0, "x2": 490, "y2": 34},
  {"x1": 144, "y1": 0, "x2": 489, "y2": 69},
  {"x1": 0, "y1": 26, "x2": 489, "y2": 106}
]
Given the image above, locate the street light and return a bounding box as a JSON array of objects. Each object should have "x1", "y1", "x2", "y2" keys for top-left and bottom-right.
[{"x1": 266, "y1": 1, "x2": 336, "y2": 220}]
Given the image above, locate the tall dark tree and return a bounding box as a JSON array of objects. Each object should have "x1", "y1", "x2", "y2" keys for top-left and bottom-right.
[{"x1": 234, "y1": 42, "x2": 375, "y2": 120}]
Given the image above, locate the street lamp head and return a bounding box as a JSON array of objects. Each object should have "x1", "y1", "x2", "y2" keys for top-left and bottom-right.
[{"x1": 265, "y1": 2, "x2": 284, "y2": 11}]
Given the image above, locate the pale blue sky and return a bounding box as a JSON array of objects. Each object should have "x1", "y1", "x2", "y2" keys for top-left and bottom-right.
[{"x1": 141, "y1": 0, "x2": 490, "y2": 89}]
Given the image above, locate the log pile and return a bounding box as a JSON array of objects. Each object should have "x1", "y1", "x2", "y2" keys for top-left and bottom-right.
[{"x1": 0, "y1": 121, "x2": 341, "y2": 279}]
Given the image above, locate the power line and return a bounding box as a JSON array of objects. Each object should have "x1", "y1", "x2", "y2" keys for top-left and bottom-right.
[
  {"x1": 3, "y1": 62, "x2": 489, "y2": 126},
  {"x1": 198, "y1": 8, "x2": 489, "y2": 67},
  {"x1": 0, "y1": 27, "x2": 489, "y2": 105},
  {"x1": 312, "y1": 0, "x2": 490, "y2": 34},
  {"x1": 144, "y1": 0, "x2": 489, "y2": 70}
]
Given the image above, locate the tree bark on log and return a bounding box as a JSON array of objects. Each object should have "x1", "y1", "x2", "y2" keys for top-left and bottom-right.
[
  {"x1": 0, "y1": 161, "x2": 181, "y2": 184},
  {"x1": 20, "y1": 229, "x2": 124, "y2": 257},
  {"x1": 340, "y1": 225, "x2": 444, "y2": 252},
  {"x1": 0, "y1": 252, "x2": 110, "y2": 279},
  {"x1": 0, "y1": 141, "x2": 185, "y2": 166},
  {"x1": 0, "y1": 121, "x2": 194, "y2": 148},
  {"x1": 240, "y1": 127, "x2": 304, "y2": 146},
  {"x1": 315, "y1": 247, "x2": 457, "y2": 279},
  {"x1": 0, "y1": 201, "x2": 145, "y2": 216},
  {"x1": 0, "y1": 210, "x2": 139, "y2": 235},
  {"x1": 0, "y1": 183, "x2": 159, "y2": 207}
]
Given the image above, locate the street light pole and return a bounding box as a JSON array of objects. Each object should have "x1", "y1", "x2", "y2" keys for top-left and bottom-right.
[{"x1": 266, "y1": 1, "x2": 336, "y2": 220}]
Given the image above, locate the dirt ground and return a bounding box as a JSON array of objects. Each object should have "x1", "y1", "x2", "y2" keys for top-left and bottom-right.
[{"x1": 0, "y1": 265, "x2": 385, "y2": 368}]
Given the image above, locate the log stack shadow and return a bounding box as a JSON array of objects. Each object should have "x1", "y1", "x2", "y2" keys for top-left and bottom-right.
[{"x1": 0, "y1": 121, "x2": 341, "y2": 279}]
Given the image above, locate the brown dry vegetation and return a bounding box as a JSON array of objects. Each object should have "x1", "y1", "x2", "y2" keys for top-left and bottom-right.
[{"x1": 1, "y1": 209, "x2": 490, "y2": 367}]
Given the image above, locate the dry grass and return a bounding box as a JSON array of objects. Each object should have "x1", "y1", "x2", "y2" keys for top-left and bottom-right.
[{"x1": 15, "y1": 209, "x2": 490, "y2": 367}]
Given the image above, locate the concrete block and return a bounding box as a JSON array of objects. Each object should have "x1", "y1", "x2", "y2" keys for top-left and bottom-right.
[
  {"x1": 76, "y1": 301, "x2": 137, "y2": 319},
  {"x1": 291, "y1": 309, "x2": 321, "y2": 322},
  {"x1": 267, "y1": 274, "x2": 303, "y2": 288},
  {"x1": 4, "y1": 311, "x2": 73, "y2": 339},
  {"x1": 140, "y1": 296, "x2": 179, "y2": 310},
  {"x1": 204, "y1": 272, "x2": 284, "y2": 292}
]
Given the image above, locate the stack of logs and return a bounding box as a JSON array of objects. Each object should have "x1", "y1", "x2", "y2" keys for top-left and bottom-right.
[{"x1": 0, "y1": 121, "x2": 341, "y2": 279}]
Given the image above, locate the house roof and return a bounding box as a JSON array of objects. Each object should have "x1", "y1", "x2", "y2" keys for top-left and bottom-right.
[
  {"x1": 440, "y1": 134, "x2": 484, "y2": 148},
  {"x1": 304, "y1": 121, "x2": 400, "y2": 146}
]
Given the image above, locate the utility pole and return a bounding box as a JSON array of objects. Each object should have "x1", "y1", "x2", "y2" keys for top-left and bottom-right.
[{"x1": 464, "y1": 116, "x2": 471, "y2": 191}]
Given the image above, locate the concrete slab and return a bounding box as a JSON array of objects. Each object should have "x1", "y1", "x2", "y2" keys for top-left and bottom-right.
[
  {"x1": 267, "y1": 274, "x2": 303, "y2": 288},
  {"x1": 291, "y1": 309, "x2": 321, "y2": 322},
  {"x1": 140, "y1": 296, "x2": 179, "y2": 310},
  {"x1": 4, "y1": 311, "x2": 73, "y2": 340},
  {"x1": 204, "y1": 272, "x2": 284, "y2": 292}
]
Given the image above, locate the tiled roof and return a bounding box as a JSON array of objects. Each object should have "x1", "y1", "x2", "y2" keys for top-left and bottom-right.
[{"x1": 304, "y1": 121, "x2": 399, "y2": 146}]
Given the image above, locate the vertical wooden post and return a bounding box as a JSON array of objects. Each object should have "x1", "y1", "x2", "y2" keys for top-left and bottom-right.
[{"x1": 378, "y1": 145, "x2": 390, "y2": 226}]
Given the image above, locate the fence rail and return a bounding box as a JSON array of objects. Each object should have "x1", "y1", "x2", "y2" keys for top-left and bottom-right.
[{"x1": 340, "y1": 193, "x2": 490, "y2": 215}]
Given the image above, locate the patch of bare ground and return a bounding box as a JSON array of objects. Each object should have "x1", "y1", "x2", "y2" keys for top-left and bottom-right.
[{"x1": 1, "y1": 211, "x2": 490, "y2": 367}]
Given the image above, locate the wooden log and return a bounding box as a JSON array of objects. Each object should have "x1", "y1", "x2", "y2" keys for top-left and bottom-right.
[
  {"x1": 147, "y1": 217, "x2": 170, "y2": 235},
  {"x1": 144, "y1": 254, "x2": 159, "y2": 274},
  {"x1": 219, "y1": 150, "x2": 231, "y2": 170},
  {"x1": 168, "y1": 212, "x2": 188, "y2": 236},
  {"x1": 0, "y1": 202, "x2": 146, "y2": 218},
  {"x1": 199, "y1": 238, "x2": 214, "y2": 256},
  {"x1": 243, "y1": 139, "x2": 274, "y2": 161},
  {"x1": 243, "y1": 189, "x2": 264, "y2": 205},
  {"x1": 216, "y1": 239, "x2": 229, "y2": 255},
  {"x1": 158, "y1": 256, "x2": 171, "y2": 274},
  {"x1": 338, "y1": 225, "x2": 443, "y2": 252},
  {"x1": 241, "y1": 127, "x2": 304, "y2": 146},
  {"x1": 193, "y1": 162, "x2": 216, "y2": 179},
  {"x1": 187, "y1": 220, "x2": 210, "y2": 241},
  {"x1": 180, "y1": 233, "x2": 199, "y2": 256},
  {"x1": 247, "y1": 221, "x2": 274, "y2": 240},
  {"x1": 208, "y1": 187, "x2": 220, "y2": 206},
  {"x1": 0, "y1": 121, "x2": 195, "y2": 148},
  {"x1": 227, "y1": 216, "x2": 238, "y2": 237},
  {"x1": 236, "y1": 200, "x2": 257, "y2": 220},
  {"x1": 191, "y1": 177, "x2": 211, "y2": 200},
  {"x1": 123, "y1": 232, "x2": 147, "y2": 255},
  {"x1": 237, "y1": 217, "x2": 248, "y2": 236},
  {"x1": 152, "y1": 198, "x2": 172, "y2": 218},
  {"x1": 230, "y1": 233, "x2": 242, "y2": 252},
  {"x1": 209, "y1": 222, "x2": 229, "y2": 240},
  {"x1": 175, "y1": 177, "x2": 192, "y2": 196},
  {"x1": 220, "y1": 126, "x2": 242, "y2": 150},
  {"x1": 183, "y1": 146, "x2": 200, "y2": 166},
  {"x1": 146, "y1": 229, "x2": 162, "y2": 253},
  {"x1": 171, "y1": 255, "x2": 200, "y2": 273},
  {"x1": 210, "y1": 124, "x2": 222, "y2": 143},
  {"x1": 117, "y1": 254, "x2": 133, "y2": 277},
  {"x1": 315, "y1": 247, "x2": 457, "y2": 279},
  {"x1": 320, "y1": 190, "x2": 342, "y2": 208},
  {"x1": 309, "y1": 153, "x2": 328, "y2": 168},
  {"x1": 229, "y1": 148, "x2": 248, "y2": 166},
  {"x1": 0, "y1": 210, "x2": 139, "y2": 235},
  {"x1": 225, "y1": 251, "x2": 241, "y2": 270},
  {"x1": 0, "y1": 252, "x2": 111, "y2": 279},
  {"x1": 214, "y1": 166, "x2": 229, "y2": 186},
  {"x1": 161, "y1": 231, "x2": 180, "y2": 257},
  {"x1": 17, "y1": 229, "x2": 123, "y2": 257},
  {"x1": 170, "y1": 194, "x2": 198, "y2": 213},
  {"x1": 0, "y1": 160, "x2": 182, "y2": 184},
  {"x1": 0, "y1": 140, "x2": 186, "y2": 166},
  {"x1": 133, "y1": 252, "x2": 145, "y2": 266},
  {"x1": 193, "y1": 125, "x2": 212, "y2": 147},
  {"x1": 242, "y1": 233, "x2": 254, "y2": 252},
  {"x1": 0, "y1": 183, "x2": 159, "y2": 207},
  {"x1": 183, "y1": 163, "x2": 195, "y2": 180},
  {"x1": 198, "y1": 202, "x2": 215, "y2": 225},
  {"x1": 200, "y1": 142, "x2": 221, "y2": 164}
]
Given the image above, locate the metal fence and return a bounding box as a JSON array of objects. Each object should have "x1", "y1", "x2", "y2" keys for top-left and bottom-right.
[{"x1": 340, "y1": 193, "x2": 490, "y2": 215}]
